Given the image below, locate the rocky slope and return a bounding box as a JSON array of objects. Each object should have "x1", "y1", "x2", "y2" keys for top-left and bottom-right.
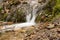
[
  {"x1": 0, "y1": 22, "x2": 60, "y2": 40},
  {"x1": 0, "y1": 0, "x2": 60, "y2": 40}
]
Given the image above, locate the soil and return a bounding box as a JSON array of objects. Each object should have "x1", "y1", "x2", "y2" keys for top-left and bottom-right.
[{"x1": 0, "y1": 21, "x2": 60, "y2": 40}]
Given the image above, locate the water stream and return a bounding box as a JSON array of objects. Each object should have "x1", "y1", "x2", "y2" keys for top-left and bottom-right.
[
  {"x1": 1, "y1": 0, "x2": 49, "y2": 31},
  {"x1": 1, "y1": 0, "x2": 38, "y2": 31}
]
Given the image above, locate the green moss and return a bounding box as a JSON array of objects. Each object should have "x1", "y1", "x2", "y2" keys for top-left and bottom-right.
[{"x1": 36, "y1": 0, "x2": 60, "y2": 22}]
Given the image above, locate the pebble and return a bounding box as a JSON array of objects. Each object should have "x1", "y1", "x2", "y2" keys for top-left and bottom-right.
[{"x1": 46, "y1": 23, "x2": 55, "y2": 29}]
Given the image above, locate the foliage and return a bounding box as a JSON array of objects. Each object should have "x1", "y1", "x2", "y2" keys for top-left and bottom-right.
[
  {"x1": 36, "y1": 0, "x2": 60, "y2": 22},
  {"x1": 0, "y1": 0, "x2": 60, "y2": 23}
]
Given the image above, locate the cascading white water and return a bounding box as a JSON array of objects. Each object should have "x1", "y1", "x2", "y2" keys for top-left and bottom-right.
[
  {"x1": 1, "y1": 0, "x2": 38, "y2": 31},
  {"x1": 0, "y1": 0, "x2": 50, "y2": 32},
  {"x1": 26, "y1": 0, "x2": 38, "y2": 23}
]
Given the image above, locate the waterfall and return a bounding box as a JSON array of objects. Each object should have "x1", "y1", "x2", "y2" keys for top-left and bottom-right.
[
  {"x1": 0, "y1": 0, "x2": 50, "y2": 32},
  {"x1": 1, "y1": 0, "x2": 38, "y2": 31}
]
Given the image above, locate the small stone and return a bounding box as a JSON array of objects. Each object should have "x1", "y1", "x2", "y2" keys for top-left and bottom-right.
[
  {"x1": 0, "y1": 26, "x2": 3, "y2": 29},
  {"x1": 0, "y1": 21, "x2": 3, "y2": 25},
  {"x1": 46, "y1": 23, "x2": 55, "y2": 29},
  {"x1": 58, "y1": 34, "x2": 60, "y2": 37},
  {"x1": 20, "y1": 29, "x2": 26, "y2": 33},
  {"x1": 29, "y1": 26, "x2": 34, "y2": 29},
  {"x1": 56, "y1": 28, "x2": 60, "y2": 33}
]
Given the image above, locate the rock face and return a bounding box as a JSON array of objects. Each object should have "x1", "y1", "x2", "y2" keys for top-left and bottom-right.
[
  {"x1": 0, "y1": 0, "x2": 51, "y2": 23},
  {"x1": 0, "y1": 0, "x2": 57, "y2": 23}
]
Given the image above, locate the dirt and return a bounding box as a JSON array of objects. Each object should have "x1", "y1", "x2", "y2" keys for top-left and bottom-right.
[{"x1": 0, "y1": 22, "x2": 60, "y2": 40}]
